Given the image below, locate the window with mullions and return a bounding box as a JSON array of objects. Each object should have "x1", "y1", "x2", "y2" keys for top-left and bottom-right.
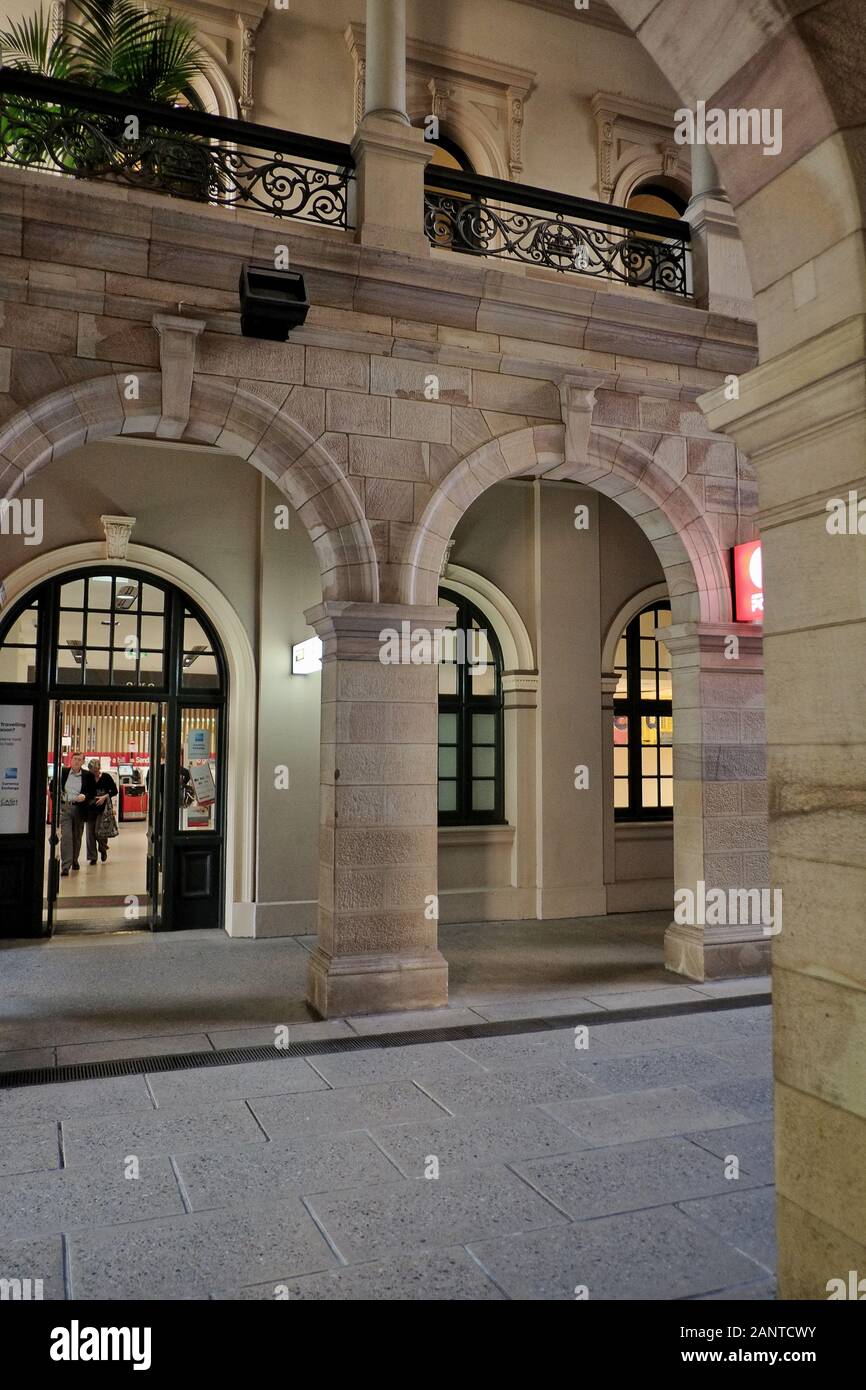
[
  {"x1": 437, "y1": 588, "x2": 504, "y2": 825},
  {"x1": 55, "y1": 575, "x2": 166, "y2": 688},
  {"x1": 613, "y1": 601, "x2": 673, "y2": 819}
]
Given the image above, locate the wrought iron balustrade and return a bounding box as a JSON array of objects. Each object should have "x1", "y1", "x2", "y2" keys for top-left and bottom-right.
[
  {"x1": 425, "y1": 168, "x2": 691, "y2": 296},
  {"x1": 0, "y1": 68, "x2": 355, "y2": 229}
]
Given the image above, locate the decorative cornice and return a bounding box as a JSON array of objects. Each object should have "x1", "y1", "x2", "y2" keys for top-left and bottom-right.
[{"x1": 345, "y1": 24, "x2": 535, "y2": 101}]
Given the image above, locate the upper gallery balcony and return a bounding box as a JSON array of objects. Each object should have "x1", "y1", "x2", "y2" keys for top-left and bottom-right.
[{"x1": 0, "y1": 67, "x2": 692, "y2": 301}]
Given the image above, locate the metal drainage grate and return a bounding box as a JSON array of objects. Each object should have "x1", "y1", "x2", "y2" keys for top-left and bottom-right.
[{"x1": 0, "y1": 991, "x2": 770, "y2": 1089}]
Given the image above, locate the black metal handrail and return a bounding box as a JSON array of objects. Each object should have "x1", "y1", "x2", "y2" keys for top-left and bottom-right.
[
  {"x1": 425, "y1": 165, "x2": 691, "y2": 295},
  {"x1": 0, "y1": 67, "x2": 355, "y2": 228}
]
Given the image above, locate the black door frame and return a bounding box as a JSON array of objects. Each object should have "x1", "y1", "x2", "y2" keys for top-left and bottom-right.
[{"x1": 0, "y1": 565, "x2": 227, "y2": 937}]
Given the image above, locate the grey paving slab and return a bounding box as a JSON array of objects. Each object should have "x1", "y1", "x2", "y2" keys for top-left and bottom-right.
[
  {"x1": 685, "y1": 1120, "x2": 774, "y2": 1182},
  {"x1": 145, "y1": 1057, "x2": 327, "y2": 1108},
  {"x1": 56, "y1": 1034, "x2": 214, "y2": 1065},
  {"x1": 305, "y1": 1165, "x2": 566, "y2": 1264},
  {"x1": 250, "y1": 1080, "x2": 447, "y2": 1141},
  {"x1": 0, "y1": 1154, "x2": 185, "y2": 1240},
  {"x1": 449, "y1": 1030, "x2": 583, "y2": 1070},
  {"x1": 512, "y1": 1135, "x2": 762, "y2": 1222},
  {"x1": 0, "y1": 1121, "x2": 61, "y2": 1178},
  {"x1": 0, "y1": 1233, "x2": 66, "y2": 1300},
  {"x1": 418, "y1": 1064, "x2": 601, "y2": 1116},
  {"x1": 470, "y1": 996, "x2": 605, "y2": 1022},
  {"x1": 175, "y1": 1132, "x2": 399, "y2": 1210},
  {"x1": 678, "y1": 1185, "x2": 777, "y2": 1272},
  {"x1": 68, "y1": 1199, "x2": 338, "y2": 1299},
  {"x1": 306, "y1": 1041, "x2": 486, "y2": 1089},
  {"x1": 545, "y1": 1017, "x2": 713, "y2": 1061},
  {"x1": 699, "y1": 1076, "x2": 773, "y2": 1120},
  {"x1": 691, "y1": 978, "x2": 771, "y2": 999},
  {"x1": 568, "y1": 1047, "x2": 740, "y2": 1094},
  {"x1": 61, "y1": 1102, "x2": 266, "y2": 1167},
  {"x1": 207, "y1": 1020, "x2": 355, "y2": 1049},
  {"x1": 0, "y1": 1049, "x2": 55, "y2": 1073},
  {"x1": 240, "y1": 1245, "x2": 506, "y2": 1300},
  {"x1": 0, "y1": 1075, "x2": 154, "y2": 1124},
  {"x1": 372, "y1": 1105, "x2": 586, "y2": 1178},
  {"x1": 544, "y1": 1086, "x2": 754, "y2": 1148},
  {"x1": 700, "y1": 1038, "x2": 772, "y2": 1077},
  {"x1": 469, "y1": 1204, "x2": 769, "y2": 1301},
  {"x1": 585, "y1": 987, "x2": 705, "y2": 1011},
  {"x1": 674, "y1": 1007, "x2": 772, "y2": 1048},
  {"x1": 346, "y1": 1007, "x2": 486, "y2": 1035}
]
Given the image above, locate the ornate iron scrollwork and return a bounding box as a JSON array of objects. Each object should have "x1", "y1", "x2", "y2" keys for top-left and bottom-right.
[{"x1": 425, "y1": 191, "x2": 690, "y2": 296}]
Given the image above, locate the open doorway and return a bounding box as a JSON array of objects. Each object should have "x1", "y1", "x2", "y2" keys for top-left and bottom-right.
[
  {"x1": 0, "y1": 566, "x2": 227, "y2": 938},
  {"x1": 44, "y1": 697, "x2": 159, "y2": 935}
]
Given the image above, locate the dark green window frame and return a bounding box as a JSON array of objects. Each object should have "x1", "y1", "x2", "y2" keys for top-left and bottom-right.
[
  {"x1": 437, "y1": 587, "x2": 504, "y2": 826},
  {"x1": 613, "y1": 600, "x2": 673, "y2": 821}
]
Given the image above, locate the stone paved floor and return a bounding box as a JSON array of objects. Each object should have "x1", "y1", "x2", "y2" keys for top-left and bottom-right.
[
  {"x1": 0, "y1": 911, "x2": 769, "y2": 1065},
  {"x1": 0, "y1": 1003, "x2": 776, "y2": 1300}
]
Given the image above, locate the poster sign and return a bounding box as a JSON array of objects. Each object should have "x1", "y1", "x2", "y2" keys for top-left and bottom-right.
[
  {"x1": 733, "y1": 540, "x2": 764, "y2": 622},
  {"x1": 189, "y1": 760, "x2": 216, "y2": 807},
  {"x1": 0, "y1": 705, "x2": 33, "y2": 834},
  {"x1": 187, "y1": 728, "x2": 210, "y2": 762}
]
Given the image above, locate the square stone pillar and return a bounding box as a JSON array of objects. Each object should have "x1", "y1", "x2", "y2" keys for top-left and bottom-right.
[
  {"x1": 351, "y1": 116, "x2": 432, "y2": 259},
  {"x1": 663, "y1": 623, "x2": 770, "y2": 980},
  {"x1": 304, "y1": 600, "x2": 452, "y2": 1017}
]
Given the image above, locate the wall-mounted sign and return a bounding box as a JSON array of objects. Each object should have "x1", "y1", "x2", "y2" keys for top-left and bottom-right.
[
  {"x1": 187, "y1": 728, "x2": 210, "y2": 762},
  {"x1": 0, "y1": 705, "x2": 33, "y2": 834},
  {"x1": 189, "y1": 760, "x2": 216, "y2": 807},
  {"x1": 732, "y1": 540, "x2": 763, "y2": 622},
  {"x1": 292, "y1": 636, "x2": 323, "y2": 675}
]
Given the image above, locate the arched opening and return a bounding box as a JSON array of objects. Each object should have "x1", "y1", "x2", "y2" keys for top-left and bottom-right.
[{"x1": 0, "y1": 564, "x2": 230, "y2": 938}]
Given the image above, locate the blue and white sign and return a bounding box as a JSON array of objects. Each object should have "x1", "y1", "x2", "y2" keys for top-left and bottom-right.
[
  {"x1": 0, "y1": 705, "x2": 33, "y2": 834},
  {"x1": 186, "y1": 728, "x2": 210, "y2": 762}
]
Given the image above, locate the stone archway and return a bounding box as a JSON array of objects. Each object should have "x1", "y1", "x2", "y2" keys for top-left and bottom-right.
[
  {"x1": 0, "y1": 372, "x2": 379, "y2": 603},
  {"x1": 605, "y1": 0, "x2": 866, "y2": 1300},
  {"x1": 404, "y1": 419, "x2": 768, "y2": 984}
]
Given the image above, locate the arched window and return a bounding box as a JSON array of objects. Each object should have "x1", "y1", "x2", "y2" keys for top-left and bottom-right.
[
  {"x1": 437, "y1": 587, "x2": 504, "y2": 825},
  {"x1": 613, "y1": 600, "x2": 673, "y2": 819},
  {"x1": 626, "y1": 182, "x2": 688, "y2": 220}
]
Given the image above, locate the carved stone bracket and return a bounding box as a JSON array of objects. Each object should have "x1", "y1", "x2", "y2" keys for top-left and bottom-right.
[
  {"x1": 560, "y1": 379, "x2": 598, "y2": 465},
  {"x1": 236, "y1": 13, "x2": 260, "y2": 122},
  {"x1": 100, "y1": 516, "x2": 137, "y2": 561},
  {"x1": 152, "y1": 314, "x2": 206, "y2": 439}
]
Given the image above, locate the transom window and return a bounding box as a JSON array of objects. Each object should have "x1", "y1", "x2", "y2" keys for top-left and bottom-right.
[
  {"x1": 0, "y1": 569, "x2": 224, "y2": 697},
  {"x1": 438, "y1": 588, "x2": 504, "y2": 825},
  {"x1": 613, "y1": 601, "x2": 673, "y2": 819}
]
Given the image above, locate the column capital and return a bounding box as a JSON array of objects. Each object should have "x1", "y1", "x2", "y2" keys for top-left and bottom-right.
[{"x1": 305, "y1": 599, "x2": 457, "y2": 662}]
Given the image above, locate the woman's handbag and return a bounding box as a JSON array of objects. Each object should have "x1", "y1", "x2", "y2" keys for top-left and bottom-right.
[{"x1": 95, "y1": 796, "x2": 119, "y2": 840}]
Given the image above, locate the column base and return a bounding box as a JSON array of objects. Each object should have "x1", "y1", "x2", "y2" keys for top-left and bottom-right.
[
  {"x1": 664, "y1": 921, "x2": 771, "y2": 982},
  {"x1": 307, "y1": 946, "x2": 449, "y2": 1018}
]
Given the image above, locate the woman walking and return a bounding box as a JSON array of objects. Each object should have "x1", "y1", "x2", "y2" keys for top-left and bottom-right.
[{"x1": 85, "y1": 760, "x2": 119, "y2": 864}]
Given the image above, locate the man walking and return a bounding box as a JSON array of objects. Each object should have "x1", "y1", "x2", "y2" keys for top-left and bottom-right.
[{"x1": 59, "y1": 752, "x2": 97, "y2": 876}]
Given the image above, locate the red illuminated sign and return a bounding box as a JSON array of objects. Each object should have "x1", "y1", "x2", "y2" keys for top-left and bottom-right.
[{"x1": 733, "y1": 540, "x2": 763, "y2": 622}]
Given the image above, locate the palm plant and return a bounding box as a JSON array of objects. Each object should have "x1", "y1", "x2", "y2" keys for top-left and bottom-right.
[
  {"x1": 0, "y1": 1, "x2": 212, "y2": 195},
  {"x1": 0, "y1": 0, "x2": 208, "y2": 106}
]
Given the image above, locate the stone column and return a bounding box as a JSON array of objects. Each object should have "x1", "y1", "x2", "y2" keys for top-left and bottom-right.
[
  {"x1": 351, "y1": 0, "x2": 431, "y2": 257},
  {"x1": 699, "y1": 318, "x2": 866, "y2": 1294},
  {"x1": 663, "y1": 622, "x2": 770, "y2": 980},
  {"x1": 364, "y1": 0, "x2": 408, "y2": 122},
  {"x1": 305, "y1": 599, "x2": 451, "y2": 1017},
  {"x1": 683, "y1": 135, "x2": 753, "y2": 317}
]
